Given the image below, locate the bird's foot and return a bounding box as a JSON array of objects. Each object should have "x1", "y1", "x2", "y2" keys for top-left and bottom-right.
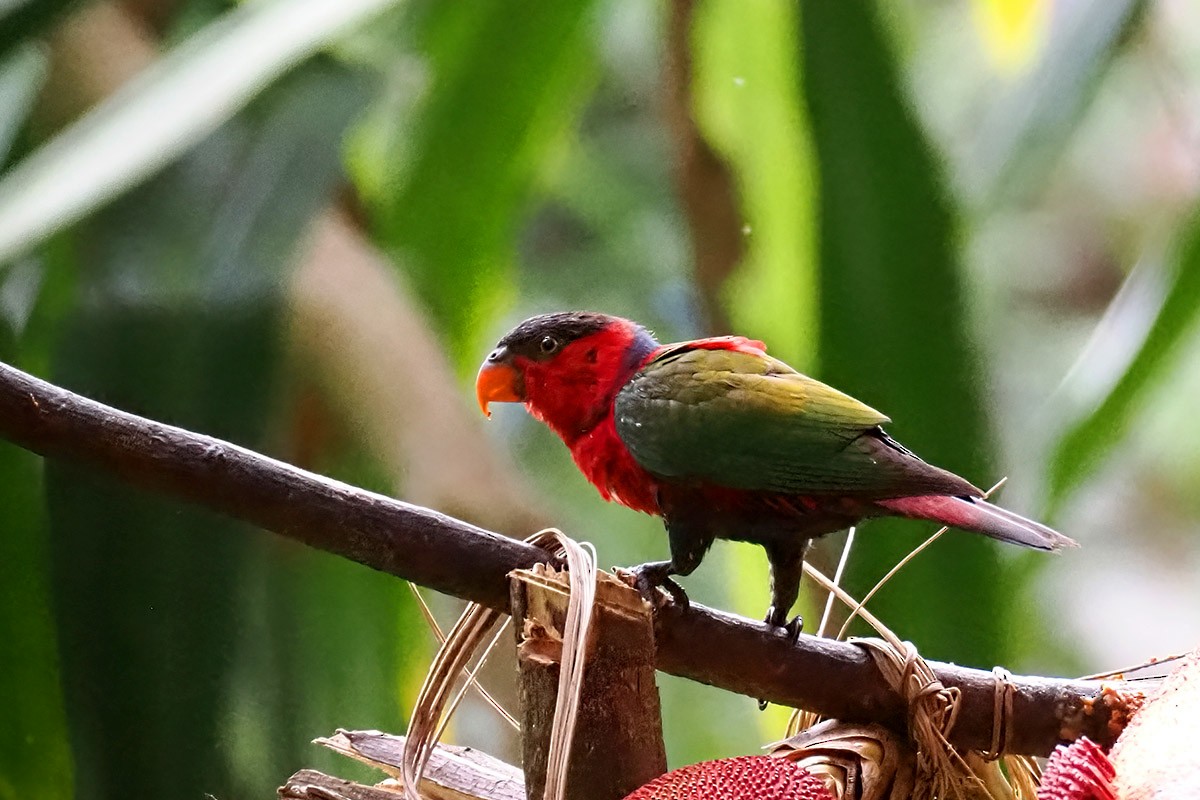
[
  {"x1": 615, "y1": 562, "x2": 690, "y2": 612},
  {"x1": 651, "y1": 575, "x2": 689, "y2": 610},
  {"x1": 757, "y1": 609, "x2": 803, "y2": 710},
  {"x1": 763, "y1": 605, "x2": 804, "y2": 642}
]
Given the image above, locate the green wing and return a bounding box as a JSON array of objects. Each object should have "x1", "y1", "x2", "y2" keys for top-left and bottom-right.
[{"x1": 614, "y1": 344, "x2": 969, "y2": 498}]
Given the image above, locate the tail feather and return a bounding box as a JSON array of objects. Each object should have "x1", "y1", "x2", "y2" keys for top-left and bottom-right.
[{"x1": 876, "y1": 495, "x2": 1078, "y2": 551}]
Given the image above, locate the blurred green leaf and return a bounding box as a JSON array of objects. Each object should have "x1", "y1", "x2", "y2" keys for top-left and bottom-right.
[
  {"x1": 0, "y1": 339, "x2": 73, "y2": 800},
  {"x1": 0, "y1": 44, "x2": 46, "y2": 167},
  {"x1": 48, "y1": 312, "x2": 275, "y2": 800},
  {"x1": 224, "y1": 486, "x2": 431, "y2": 788},
  {"x1": 0, "y1": 449, "x2": 73, "y2": 800},
  {"x1": 693, "y1": 0, "x2": 818, "y2": 371},
  {"x1": 0, "y1": 60, "x2": 73, "y2": 787},
  {"x1": 0, "y1": 0, "x2": 399, "y2": 265},
  {"x1": 968, "y1": 0, "x2": 1145, "y2": 206},
  {"x1": 221, "y1": 390, "x2": 430, "y2": 789},
  {"x1": 44, "y1": 61, "x2": 376, "y2": 800},
  {"x1": 350, "y1": 1, "x2": 598, "y2": 364},
  {"x1": 68, "y1": 60, "x2": 373, "y2": 302},
  {"x1": 1046, "y1": 220, "x2": 1200, "y2": 512},
  {"x1": 801, "y1": 1, "x2": 1012, "y2": 666},
  {"x1": 0, "y1": 0, "x2": 80, "y2": 61}
]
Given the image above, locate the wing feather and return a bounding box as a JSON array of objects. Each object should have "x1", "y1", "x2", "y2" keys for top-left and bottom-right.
[{"x1": 614, "y1": 345, "x2": 977, "y2": 498}]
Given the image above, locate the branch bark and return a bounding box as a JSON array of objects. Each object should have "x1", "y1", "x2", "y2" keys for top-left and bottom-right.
[{"x1": 0, "y1": 359, "x2": 1147, "y2": 756}]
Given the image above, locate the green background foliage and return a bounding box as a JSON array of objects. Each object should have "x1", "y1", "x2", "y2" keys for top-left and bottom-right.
[{"x1": 2, "y1": 0, "x2": 1200, "y2": 797}]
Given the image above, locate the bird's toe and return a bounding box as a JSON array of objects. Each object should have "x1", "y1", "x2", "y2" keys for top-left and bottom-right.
[
  {"x1": 633, "y1": 572, "x2": 667, "y2": 607},
  {"x1": 618, "y1": 563, "x2": 690, "y2": 612},
  {"x1": 763, "y1": 606, "x2": 803, "y2": 640},
  {"x1": 659, "y1": 577, "x2": 690, "y2": 611}
]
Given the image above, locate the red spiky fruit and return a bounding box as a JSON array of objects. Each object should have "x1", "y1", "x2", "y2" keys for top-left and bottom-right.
[
  {"x1": 622, "y1": 755, "x2": 834, "y2": 800},
  {"x1": 1037, "y1": 737, "x2": 1117, "y2": 800}
]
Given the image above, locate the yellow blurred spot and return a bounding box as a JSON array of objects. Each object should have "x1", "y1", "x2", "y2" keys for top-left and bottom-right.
[{"x1": 972, "y1": 0, "x2": 1050, "y2": 75}]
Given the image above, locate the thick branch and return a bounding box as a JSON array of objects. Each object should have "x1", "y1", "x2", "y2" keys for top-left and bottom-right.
[{"x1": 0, "y1": 359, "x2": 1146, "y2": 756}]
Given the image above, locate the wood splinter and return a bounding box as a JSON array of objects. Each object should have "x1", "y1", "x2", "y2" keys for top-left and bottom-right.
[{"x1": 279, "y1": 730, "x2": 524, "y2": 800}]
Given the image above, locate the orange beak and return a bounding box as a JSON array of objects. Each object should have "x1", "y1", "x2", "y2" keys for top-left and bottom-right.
[{"x1": 475, "y1": 359, "x2": 524, "y2": 418}]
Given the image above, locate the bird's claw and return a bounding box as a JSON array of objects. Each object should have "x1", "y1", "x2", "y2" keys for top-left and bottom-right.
[
  {"x1": 654, "y1": 576, "x2": 689, "y2": 610},
  {"x1": 782, "y1": 615, "x2": 803, "y2": 641},
  {"x1": 614, "y1": 565, "x2": 690, "y2": 612},
  {"x1": 635, "y1": 570, "x2": 689, "y2": 612},
  {"x1": 763, "y1": 606, "x2": 803, "y2": 642}
]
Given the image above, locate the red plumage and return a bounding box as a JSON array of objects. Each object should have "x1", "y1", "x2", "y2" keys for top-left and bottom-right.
[
  {"x1": 516, "y1": 319, "x2": 664, "y2": 514},
  {"x1": 518, "y1": 322, "x2": 774, "y2": 517}
]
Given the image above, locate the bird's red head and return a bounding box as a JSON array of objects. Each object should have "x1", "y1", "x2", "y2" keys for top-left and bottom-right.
[{"x1": 476, "y1": 312, "x2": 658, "y2": 444}]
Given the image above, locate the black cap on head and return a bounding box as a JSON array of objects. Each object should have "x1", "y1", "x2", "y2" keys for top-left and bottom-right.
[{"x1": 493, "y1": 311, "x2": 616, "y2": 362}]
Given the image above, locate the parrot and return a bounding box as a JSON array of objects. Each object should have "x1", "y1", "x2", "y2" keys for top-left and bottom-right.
[{"x1": 475, "y1": 311, "x2": 1075, "y2": 636}]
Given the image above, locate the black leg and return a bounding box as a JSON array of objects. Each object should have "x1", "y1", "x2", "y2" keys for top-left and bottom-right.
[
  {"x1": 629, "y1": 516, "x2": 713, "y2": 611},
  {"x1": 763, "y1": 540, "x2": 809, "y2": 639},
  {"x1": 757, "y1": 540, "x2": 809, "y2": 710}
]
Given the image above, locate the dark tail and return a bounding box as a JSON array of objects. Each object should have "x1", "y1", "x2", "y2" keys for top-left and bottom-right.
[{"x1": 875, "y1": 495, "x2": 1077, "y2": 551}]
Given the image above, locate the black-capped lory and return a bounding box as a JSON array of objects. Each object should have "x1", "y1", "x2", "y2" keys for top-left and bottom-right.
[{"x1": 476, "y1": 311, "x2": 1075, "y2": 635}]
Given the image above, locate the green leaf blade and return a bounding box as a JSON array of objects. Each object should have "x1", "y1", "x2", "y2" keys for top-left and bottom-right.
[
  {"x1": 802, "y1": 0, "x2": 1012, "y2": 666},
  {"x1": 0, "y1": 443, "x2": 74, "y2": 800},
  {"x1": 353, "y1": 1, "x2": 599, "y2": 363},
  {"x1": 1047, "y1": 220, "x2": 1200, "y2": 512},
  {"x1": 0, "y1": 0, "x2": 399, "y2": 265}
]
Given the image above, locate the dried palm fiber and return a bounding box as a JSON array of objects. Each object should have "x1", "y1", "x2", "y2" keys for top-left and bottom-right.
[
  {"x1": 400, "y1": 528, "x2": 596, "y2": 800},
  {"x1": 405, "y1": 581, "x2": 519, "y2": 730},
  {"x1": 769, "y1": 721, "x2": 914, "y2": 800},
  {"x1": 620, "y1": 526, "x2": 1042, "y2": 800},
  {"x1": 786, "y1": 539, "x2": 1042, "y2": 800}
]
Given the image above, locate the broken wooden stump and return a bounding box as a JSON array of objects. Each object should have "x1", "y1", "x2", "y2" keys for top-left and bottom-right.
[
  {"x1": 510, "y1": 565, "x2": 667, "y2": 800},
  {"x1": 279, "y1": 567, "x2": 669, "y2": 800}
]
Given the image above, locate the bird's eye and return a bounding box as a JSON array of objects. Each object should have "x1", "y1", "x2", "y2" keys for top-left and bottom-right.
[{"x1": 539, "y1": 336, "x2": 559, "y2": 354}]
